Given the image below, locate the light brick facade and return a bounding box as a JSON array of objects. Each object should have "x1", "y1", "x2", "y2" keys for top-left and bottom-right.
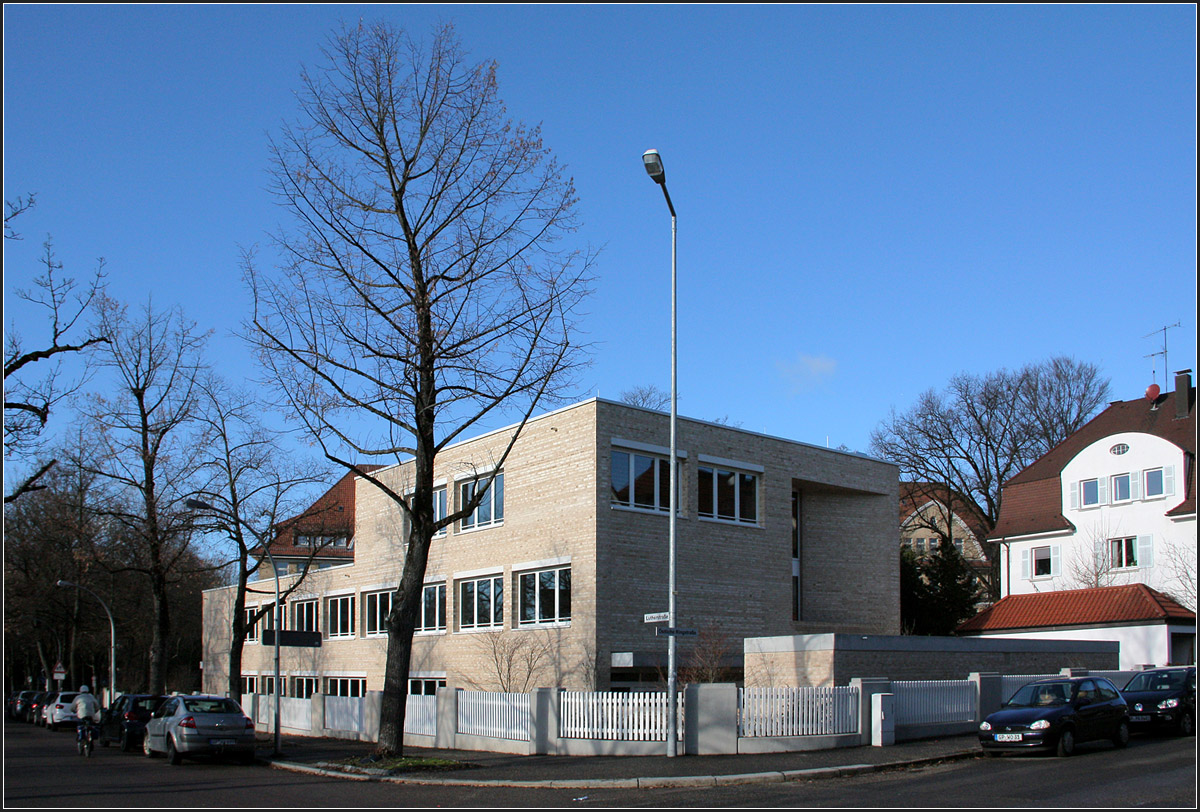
[{"x1": 202, "y1": 399, "x2": 899, "y2": 696}]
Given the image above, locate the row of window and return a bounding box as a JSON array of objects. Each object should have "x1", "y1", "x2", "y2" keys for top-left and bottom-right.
[
  {"x1": 1070, "y1": 466, "x2": 1176, "y2": 510},
  {"x1": 1019, "y1": 536, "x2": 1154, "y2": 579},
  {"x1": 244, "y1": 564, "x2": 572, "y2": 641},
  {"x1": 240, "y1": 675, "x2": 446, "y2": 698},
  {"x1": 902, "y1": 537, "x2": 967, "y2": 555},
  {"x1": 611, "y1": 449, "x2": 760, "y2": 525}
]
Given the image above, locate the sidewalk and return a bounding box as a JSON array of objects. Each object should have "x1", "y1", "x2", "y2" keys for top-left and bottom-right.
[{"x1": 259, "y1": 733, "x2": 982, "y2": 789}]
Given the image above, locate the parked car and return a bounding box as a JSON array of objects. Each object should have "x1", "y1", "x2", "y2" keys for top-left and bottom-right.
[
  {"x1": 12, "y1": 691, "x2": 40, "y2": 722},
  {"x1": 100, "y1": 694, "x2": 169, "y2": 751},
  {"x1": 27, "y1": 692, "x2": 49, "y2": 725},
  {"x1": 143, "y1": 694, "x2": 256, "y2": 765},
  {"x1": 42, "y1": 691, "x2": 80, "y2": 731},
  {"x1": 1121, "y1": 667, "x2": 1196, "y2": 736},
  {"x1": 979, "y1": 676, "x2": 1129, "y2": 757}
]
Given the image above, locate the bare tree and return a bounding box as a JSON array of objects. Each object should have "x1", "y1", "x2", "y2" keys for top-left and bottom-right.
[
  {"x1": 870, "y1": 357, "x2": 1111, "y2": 601},
  {"x1": 4, "y1": 221, "x2": 109, "y2": 503},
  {"x1": 245, "y1": 21, "x2": 593, "y2": 754},
  {"x1": 620, "y1": 384, "x2": 670, "y2": 411},
  {"x1": 464, "y1": 631, "x2": 555, "y2": 693},
  {"x1": 1160, "y1": 538, "x2": 1197, "y2": 612},
  {"x1": 75, "y1": 296, "x2": 209, "y2": 693},
  {"x1": 188, "y1": 374, "x2": 334, "y2": 698}
]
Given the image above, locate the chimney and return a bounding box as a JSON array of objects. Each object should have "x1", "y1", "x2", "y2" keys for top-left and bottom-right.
[{"x1": 1175, "y1": 369, "x2": 1192, "y2": 420}]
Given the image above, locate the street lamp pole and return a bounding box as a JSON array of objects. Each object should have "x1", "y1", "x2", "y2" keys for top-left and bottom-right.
[
  {"x1": 186, "y1": 498, "x2": 282, "y2": 757},
  {"x1": 55, "y1": 580, "x2": 116, "y2": 706},
  {"x1": 642, "y1": 148, "x2": 679, "y2": 757}
]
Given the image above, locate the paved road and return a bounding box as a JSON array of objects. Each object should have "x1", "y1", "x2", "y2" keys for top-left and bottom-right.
[{"x1": 3, "y1": 719, "x2": 1194, "y2": 807}]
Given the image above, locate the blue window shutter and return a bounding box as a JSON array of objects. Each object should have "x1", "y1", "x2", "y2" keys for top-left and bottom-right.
[{"x1": 1137, "y1": 536, "x2": 1154, "y2": 569}]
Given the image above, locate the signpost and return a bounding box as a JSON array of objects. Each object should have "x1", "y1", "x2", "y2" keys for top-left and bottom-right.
[
  {"x1": 643, "y1": 612, "x2": 670, "y2": 624},
  {"x1": 656, "y1": 627, "x2": 698, "y2": 637},
  {"x1": 261, "y1": 630, "x2": 322, "y2": 648}
]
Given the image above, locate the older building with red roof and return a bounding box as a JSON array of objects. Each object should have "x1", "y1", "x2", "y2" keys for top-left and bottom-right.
[{"x1": 977, "y1": 369, "x2": 1196, "y2": 667}]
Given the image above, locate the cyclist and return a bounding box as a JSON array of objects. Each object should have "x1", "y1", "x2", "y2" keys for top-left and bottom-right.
[{"x1": 71, "y1": 686, "x2": 102, "y2": 751}]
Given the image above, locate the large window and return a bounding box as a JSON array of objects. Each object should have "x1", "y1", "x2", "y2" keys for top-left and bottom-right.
[
  {"x1": 459, "y1": 574, "x2": 504, "y2": 630},
  {"x1": 611, "y1": 450, "x2": 675, "y2": 512},
  {"x1": 244, "y1": 608, "x2": 259, "y2": 642},
  {"x1": 518, "y1": 566, "x2": 571, "y2": 627},
  {"x1": 408, "y1": 678, "x2": 446, "y2": 696},
  {"x1": 291, "y1": 677, "x2": 319, "y2": 699},
  {"x1": 1110, "y1": 537, "x2": 1138, "y2": 569},
  {"x1": 326, "y1": 595, "x2": 356, "y2": 639},
  {"x1": 1023, "y1": 545, "x2": 1060, "y2": 579},
  {"x1": 460, "y1": 473, "x2": 504, "y2": 530},
  {"x1": 418, "y1": 583, "x2": 447, "y2": 633},
  {"x1": 1080, "y1": 478, "x2": 1102, "y2": 507},
  {"x1": 325, "y1": 677, "x2": 366, "y2": 697},
  {"x1": 292, "y1": 599, "x2": 318, "y2": 633},
  {"x1": 1110, "y1": 473, "x2": 1133, "y2": 503},
  {"x1": 697, "y1": 466, "x2": 758, "y2": 524},
  {"x1": 364, "y1": 590, "x2": 392, "y2": 637}
]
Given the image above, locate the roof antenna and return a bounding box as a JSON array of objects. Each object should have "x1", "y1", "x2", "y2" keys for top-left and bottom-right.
[{"x1": 1143, "y1": 322, "x2": 1181, "y2": 389}]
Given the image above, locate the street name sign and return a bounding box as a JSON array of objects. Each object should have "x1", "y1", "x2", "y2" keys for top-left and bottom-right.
[
  {"x1": 643, "y1": 612, "x2": 670, "y2": 623},
  {"x1": 656, "y1": 627, "x2": 698, "y2": 637}
]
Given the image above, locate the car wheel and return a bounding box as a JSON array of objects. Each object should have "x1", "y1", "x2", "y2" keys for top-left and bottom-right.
[
  {"x1": 49, "y1": 720, "x2": 57, "y2": 732},
  {"x1": 143, "y1": 733, "x2": 157, "y2": 758},
  {"x1": 1179, "y1": 711, "x2": 1195, "y2": 737},
  {"x1": 1112, "y1": 720, "x2": 1130, "y2": 749},
  {"x1": 1056, "y1": 727, "x2": 1076, "y2": 757},
  {"x1": 119, "y1": 730, "x2": 132, "y2": 752},
  {"x1": 167, "y1": 736, "x2": 183, "y2": 766}
]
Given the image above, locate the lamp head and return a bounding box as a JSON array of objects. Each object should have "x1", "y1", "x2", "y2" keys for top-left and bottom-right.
[{"x1": 642, "y1": 149, "x2": 666, "y2": 185}]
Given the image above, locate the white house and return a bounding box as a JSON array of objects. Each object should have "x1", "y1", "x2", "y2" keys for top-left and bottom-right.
[{"x1": 975, "y1": 370, "x2": 1196, "y2": 667}]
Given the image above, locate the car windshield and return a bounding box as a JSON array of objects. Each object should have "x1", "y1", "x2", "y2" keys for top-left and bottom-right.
[
  {"x1": 181, "y1": 697, "x2": 241, "y2": 714},
  {"x1": 1007, "y1": 681, "x2": 1072, "y2": 707},
  {"x1": 1125, "y1": 671, "x2": 1188, "y2": 692}
]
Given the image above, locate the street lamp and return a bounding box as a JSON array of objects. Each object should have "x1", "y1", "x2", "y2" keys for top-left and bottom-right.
[
  {"x1": 186, "y1": 497, "x2": 282, "y2": 757},
  {"x1": 642, "y1": 148, "x2": 679, "y2": 757},
  {"x1": 56, "y1": 580, "x2": 116, "y2": 707}
]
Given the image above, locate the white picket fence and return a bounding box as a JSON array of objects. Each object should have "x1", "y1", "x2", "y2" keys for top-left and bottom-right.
[
  {"x1": 457, "y1": 690, "x2": 531, "y2": 742},
  {"x1": 560, "y1": 691, "x2": 686, "y2": 741},
  {"x1": 891, "y1": 679, "x2": 977, "y2": 725},
  {"x1": 739, "y1": 686, "x2": 860, "y2": 737},
  {"x1": 325, "y1": 694, "x2": 364, "y2": 733},
  {"x1": 405, "y1": 693, "x2": 437, "y2": 737}
]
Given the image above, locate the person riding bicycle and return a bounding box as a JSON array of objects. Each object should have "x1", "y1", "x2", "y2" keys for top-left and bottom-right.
[{"x1": 71, "y1": 685, "x2": 102, "y2": 745}]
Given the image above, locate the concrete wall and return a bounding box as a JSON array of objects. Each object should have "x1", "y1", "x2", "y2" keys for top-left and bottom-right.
[{"x1": 744, "y1": 633, "x2": 1120, "y2": 687}]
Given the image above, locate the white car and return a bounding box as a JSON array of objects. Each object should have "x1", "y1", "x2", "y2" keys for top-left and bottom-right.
[
  {"x1": 143, "y1": 694, "x2": 256, "y2": 765},
  {"x1": 42, "y1": 692, "x2": 80, "y2": 731}
]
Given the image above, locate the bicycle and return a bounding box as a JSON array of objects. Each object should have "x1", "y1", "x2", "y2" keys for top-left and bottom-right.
[{"x1": 76, "y1": 721, "x2": 98, "y2": 757}]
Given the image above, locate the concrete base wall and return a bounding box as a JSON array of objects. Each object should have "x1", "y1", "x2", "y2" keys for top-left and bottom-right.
[{"x1": 745, "y1": 633, "x2": 1120, "y2": 686}]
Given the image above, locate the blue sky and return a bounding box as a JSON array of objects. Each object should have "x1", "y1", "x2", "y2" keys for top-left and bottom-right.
[{"x1": 4, "y1": 4, "x2": 1196, "y2": 487}]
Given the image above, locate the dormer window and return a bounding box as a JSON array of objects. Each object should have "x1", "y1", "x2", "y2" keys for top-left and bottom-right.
[{"x1": 1109, "y1": 443, "x2": 1129, "y2": 455}]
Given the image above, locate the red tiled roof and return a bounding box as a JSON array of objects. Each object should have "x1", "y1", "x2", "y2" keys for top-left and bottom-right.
[
  {"x1": 956, "y1": 584, "x2": 1196, "y2": 633},
  {"x1": 260, "y1": 465, "x2": 383, "y2": 560},
  {"x1": 899, "y1": 481, "x2": 990, "y2": 540},
  {"x1": 988, "y1": 385, "x2": 1196, "y2": 541}
]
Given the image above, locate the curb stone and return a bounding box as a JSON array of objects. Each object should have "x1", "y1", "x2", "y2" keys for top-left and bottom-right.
[{"x1": 264, "y1": 748, "x2": 981, "y2": 789}]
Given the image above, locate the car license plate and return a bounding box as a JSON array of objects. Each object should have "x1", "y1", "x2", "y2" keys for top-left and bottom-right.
[
  {"x1": 994, "y1": 733, "x2": 1022, "y2": 742},
  {"x1": 210, "y1": 738, "x2": 238, "y2": 746},
  {"x1": 1129, "y1": 715, "x2": 1151, "y2": 723}
]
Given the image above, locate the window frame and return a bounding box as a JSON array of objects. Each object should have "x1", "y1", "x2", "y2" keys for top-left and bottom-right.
[
  {"x1": 458, "y1": 573, "x2": 504, "y2": 631},
  {"x1": 417, "y1": 582, "x2": 447, "y2": 634},
  {"x1": 1109, "y1": 536, "x2": 1138, "y2": 569},
  {"x1": 363, "y1": 589, "x2": 392, "y2": 637},
  {"x1": 610, "y1": 449, "x2": 678, "y2": 514},
  {"x1": 326, "y1": 594, "x2": 356, "y2": 639},
  {"x1": 697, "y1": 464, "x2": 759, "y2": 525},
  {"x1": 292, "y1": 599, "x2": 319, "y2": 633},
  {"x1": 324, "y1": 677, "x2": 366, "y2": 697},
  {"x1": 459, "y1": 472, "x2": 504, "y2": 531},
  {"x1": 517, "y1": 565, "x2": 572, "y2": 628}
]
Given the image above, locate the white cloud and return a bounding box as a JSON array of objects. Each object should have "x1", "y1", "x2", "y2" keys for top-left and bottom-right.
[{"x1": 776, "y1": 353, "x2": 838, "y2": 395}]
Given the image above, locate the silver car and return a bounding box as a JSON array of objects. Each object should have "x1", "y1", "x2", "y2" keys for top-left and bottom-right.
[{"x1": 142, "y1": 694, "x2": 256, "y2": 764}]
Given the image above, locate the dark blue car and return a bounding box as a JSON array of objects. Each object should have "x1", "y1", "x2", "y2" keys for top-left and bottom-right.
[
  {"x1": 1122, "y1": 667, "x2": 1195, "y2": 736},
  {"x1": 979, "y1": 676, "x2": 1129, "y2": 757}
]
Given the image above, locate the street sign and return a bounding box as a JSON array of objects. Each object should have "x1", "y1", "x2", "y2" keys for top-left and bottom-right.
[
  {"x1": 643, "y1": 612, "x2": 670, "y2": 624},
  {"x1": 52, "y1": 662, "x2": 66, "y2": 680},
  {"x1": 655, "y1": 627, "x2": 698, "y2": 637},
  {"x1": 262, "y1": 630, "x2": 322, "y2": 648}
]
